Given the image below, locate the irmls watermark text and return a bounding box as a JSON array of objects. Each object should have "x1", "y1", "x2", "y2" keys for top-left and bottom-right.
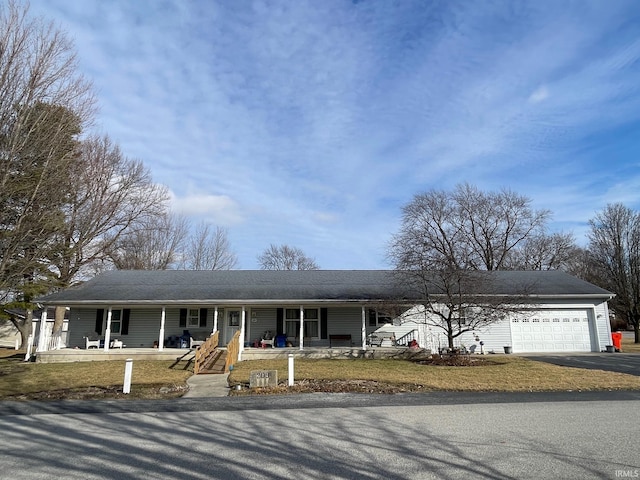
[{"x1": 616, "y1": 470, "x2": 639, "y2": 478}]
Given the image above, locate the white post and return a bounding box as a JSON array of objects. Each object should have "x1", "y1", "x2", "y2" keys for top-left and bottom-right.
[
  {"x1": 299, "y1": 305, "x2": 304, "y2": 351},
  {"x1": 158, "y1": 307, "x2": 166, "y2": 351},
  {"x1": 213, "y1": 306, "x2": 219, "y2": 334},
  {"x1": 36, "y1": 309, "x2": 48, "y2": 352},
  {"x1": 15, "y1": 338, "x2": 19, "y2": 350},
  {"x1": 24, "y1": 334, "x2": 34, "y2": 361},
  {"x1": 361, "y1": 306, "x2": 367, "y2": 350},
  {"x1": 288, "y1": 353, "x2": 294, "y2": 386},
  {"x1": 104, "y1": 308, "x2": 112, "y2": 352},
  {"x1": 123, "y1": 358, "x2": 133, "y2": 394}
]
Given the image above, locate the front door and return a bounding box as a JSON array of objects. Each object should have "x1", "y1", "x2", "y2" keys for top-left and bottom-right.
[{"x1": 225, "y1": 310, "x2": 241, "y2": 344}]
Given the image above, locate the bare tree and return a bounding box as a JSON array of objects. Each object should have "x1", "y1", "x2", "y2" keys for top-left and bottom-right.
[
  {"x1": 394, "y1": 269, "x2": 533, "y2": 350},
  {"x1": 107, "y1": 213, "x2": 189, "y2": 270},
  {"x1": 0, "y1": 1, "x2": 94, "y2": 345},
  {"x1": 46, "y1": 134, "x2": 168, "y2": 333},
  {"x1": 50, "y1": 134, "x2": 169, "y2": 285},
  {"x1": 179, "y1": 223, "x2": 237, "y2": 270},
  {"x1": 588, "y1": 203, "x2": 640, "y2": 343},
  {"x1": 506, "y1": 232, "x2": 578, "y2": 271},
  {"x1": 258, "y1": 244, "x2": 319, "y2": 270},
  {"x1": 453, "y1": 183, "x2": 550, "y2": 270},
  {"x1": 389, "y1": 184, "x2": 544, "y2": 349}
]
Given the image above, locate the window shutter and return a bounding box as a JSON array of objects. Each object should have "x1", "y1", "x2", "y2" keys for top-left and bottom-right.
[
  {"x1": 368, "y1": 309, "x2": 377, "y2": 326},
  {"x1": 121, "y1": 309, "x2": 130, "y2": 335},
  {"x1": 321, "y1": 308, "x2": 328, "y2": 339},
  {"x1": 179, "y1": 309, "x2": 187, "y2": 327},
  {"x1": 95, "y1": 309, "x2": 104, "y2": 335},
  {"x1": 199, "y1": 308, "x2": 207, "y2": 327},
  {"x1": 276, "y1": 308, "x2": 283, "y2": 335}
]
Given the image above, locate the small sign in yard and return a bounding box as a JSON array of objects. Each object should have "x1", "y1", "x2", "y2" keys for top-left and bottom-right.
[{"x1": 250, "y1": 370, "x2": 278, "y2": 388}]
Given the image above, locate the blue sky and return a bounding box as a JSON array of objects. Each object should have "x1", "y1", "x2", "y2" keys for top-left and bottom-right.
[{"x1": 27, "y1": 0, "x2": 640, "y2": 269}]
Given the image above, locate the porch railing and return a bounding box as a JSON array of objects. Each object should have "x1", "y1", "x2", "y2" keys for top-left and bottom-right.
[
  {"x1": 194, "y1": 331, "x2": 219, "y2": 375},
  {"x1": 225, "y1": 330, "x2": 241, "y2": 373},
  {"x1": 395, "y1": 329, "x2": 417, "y2": 346},
  {"x1": 46, "y1": 331, "x2": 63, "y2": 351}
]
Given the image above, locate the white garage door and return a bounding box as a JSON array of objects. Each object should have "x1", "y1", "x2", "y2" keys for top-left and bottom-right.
[{"x1": 510, "y1": 310, "x2": 592, "y2": 352}]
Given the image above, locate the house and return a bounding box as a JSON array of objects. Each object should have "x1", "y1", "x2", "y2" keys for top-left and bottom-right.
[
  {"x1": 2, "y1": 307, "x2": 70, "y2": 350},
  {"x1": 36, "y1": 269, "x2": 614, "y2": 357}
]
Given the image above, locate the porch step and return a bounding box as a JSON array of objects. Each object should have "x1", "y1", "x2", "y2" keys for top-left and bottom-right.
[{"x1": 198, "y1": 349, "x2": 227, "y2": 374}]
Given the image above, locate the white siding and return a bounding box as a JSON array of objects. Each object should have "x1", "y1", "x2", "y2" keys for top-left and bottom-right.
[
  {"x1": 595, "y1": 301, "x2": 612, "y2": 349},
  {"x1": 327, "y1": 307, "x2": 364, "y2": 346}
]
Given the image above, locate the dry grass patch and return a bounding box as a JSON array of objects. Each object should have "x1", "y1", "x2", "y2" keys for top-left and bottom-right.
[
  {"x1": 0, "y1": 349, "x2": 193, "y2": 400},
  {"x1": 622, "y1": 337, "x2": 640, "y2": 353},
  {"x1": 228, "y1": 356, "x2": 640, "y2": 394}
]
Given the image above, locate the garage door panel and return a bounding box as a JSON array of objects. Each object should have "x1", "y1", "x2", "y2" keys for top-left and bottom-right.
[{"x1": 511, "y1": 310, "x2": 592, "y2": 353}]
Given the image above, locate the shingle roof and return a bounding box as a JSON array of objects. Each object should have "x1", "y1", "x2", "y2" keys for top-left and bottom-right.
[{"x1": 37, "y1": 270, "x2": 613, "y2": 306}]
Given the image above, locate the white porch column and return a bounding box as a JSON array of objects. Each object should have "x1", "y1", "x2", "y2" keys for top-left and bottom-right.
[
  {"x1": 239, "y1": 305, "x2": 246, "y2": 361},
  {"x1": 213, "y1": 306, "x2": 219, "y2": 334},
  {"x1": 36, "y1": 308, "x2": 48, "y2": 352},
  {"x1": 104, "y1": 308, "x2": 112, "y2": 351},
  {"x1": 299, "y1": 305, "x2": 305, "y2": 350},
  {"x1": 158, "y1": 307, "x2": 166, "y2": 351},
  {"x1": 361, "y1": 306, "x2": 367, "y2": 350}
]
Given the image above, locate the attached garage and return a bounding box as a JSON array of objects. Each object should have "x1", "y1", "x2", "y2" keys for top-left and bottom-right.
[{"x1": 510, "y1": 310, "x2": 593, "y2": 352}]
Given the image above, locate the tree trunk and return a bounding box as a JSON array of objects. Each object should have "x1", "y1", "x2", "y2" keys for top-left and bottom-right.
[
  {"x1": 53, "y1": 306, "x2": 66, "y2": 335},
  {"x1": 10, "y1": 313, "x2": 33, "y2": 350},
  {"x1": 635, "y1": 322, "x2": 639, "y2": 344}
]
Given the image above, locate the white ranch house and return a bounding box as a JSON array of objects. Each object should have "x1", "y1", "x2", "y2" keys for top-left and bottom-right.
[{"x1": 34, "y1": 269, "x2": 614, "y2": 359}]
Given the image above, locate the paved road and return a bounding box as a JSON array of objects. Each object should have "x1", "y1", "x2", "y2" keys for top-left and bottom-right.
[
  {"x1": 1, "y1": 393, "x2": 639, "y2": 479},
  {"x1": 526, "y1": 353, "x2": 640, "y2": 376}
]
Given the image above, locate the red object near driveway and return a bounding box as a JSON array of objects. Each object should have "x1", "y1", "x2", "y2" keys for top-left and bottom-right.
[{"x1": 611, "y1": 332, "x2": 623, "y2": 351}]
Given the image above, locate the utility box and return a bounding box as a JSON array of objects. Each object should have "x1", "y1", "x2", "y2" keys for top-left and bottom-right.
[{"x1": 250, "y1": 370, "x2": 278, "y2": 388}]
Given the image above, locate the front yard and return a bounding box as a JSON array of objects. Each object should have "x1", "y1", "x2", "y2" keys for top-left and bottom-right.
[
  {"x1": 227, "y1": 354, "x2": 640, "y2": 394},
  {"x1": 2, "y1": 336, "x2": 640, "y2": 400},
  {"x1": 0, "y1": 349, "x2": 192, "y2": 400}
]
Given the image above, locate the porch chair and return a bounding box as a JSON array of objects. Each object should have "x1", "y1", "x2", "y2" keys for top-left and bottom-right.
[
  {"x1": 84, "y1": 335, "x2": 100, "y2": 349},
  {"x1": 260, "y1": 330, "x2": 275, "y2": 348}
]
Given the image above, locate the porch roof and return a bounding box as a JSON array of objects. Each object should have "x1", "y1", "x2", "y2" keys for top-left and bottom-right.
[{"x1": 38, "y1": 270, "x2": 613, "y2": 306}]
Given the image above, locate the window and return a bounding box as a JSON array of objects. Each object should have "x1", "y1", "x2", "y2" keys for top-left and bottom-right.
[
  {"x1": 458, "y1": 307, "x2": 468, "y2": 325},
  {"x1": 188, "y1": 309, "x2": 200, "y2": 327},
  {"x1": 369, "y1": 309, "x2": 392, "y2": 326},
  {"x1": 110, "y1": 310, "x2": 122, "y2": 334},
  {"x1": 284, "y1": 308, "x2": 319, "y2": 339},
  {"x1": 228, "y1": 311, "x2": 240, "y2": 327}
]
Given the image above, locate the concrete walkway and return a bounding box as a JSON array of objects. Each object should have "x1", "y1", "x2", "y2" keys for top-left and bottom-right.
[{"x1": 183, "y1": 373, "x2": 230, "y2": 398}]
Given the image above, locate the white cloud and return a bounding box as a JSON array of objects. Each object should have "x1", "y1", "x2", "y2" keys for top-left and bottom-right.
[
  {"x1": 27, "y1": 0, "x2": 640, "y2": 268},
  {"x1": 528, "y1": 86, "x2": 550, "y2": 104},
  {"x1": 169, "y1": 190, "x2": 244, "y2": 226}
]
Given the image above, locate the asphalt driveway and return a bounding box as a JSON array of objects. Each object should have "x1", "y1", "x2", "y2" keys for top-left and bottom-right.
[{"x1": 526, "y1": 353, "x2": 640, "y2": 377}]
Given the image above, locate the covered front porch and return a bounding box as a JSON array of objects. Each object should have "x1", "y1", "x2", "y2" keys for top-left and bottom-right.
[
  {"x1": 54, "y1": 303, "x2": 405, "y2": 352},
  {"x1": 34, "y1": 344, "x2": 415, "y2": 363}
]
